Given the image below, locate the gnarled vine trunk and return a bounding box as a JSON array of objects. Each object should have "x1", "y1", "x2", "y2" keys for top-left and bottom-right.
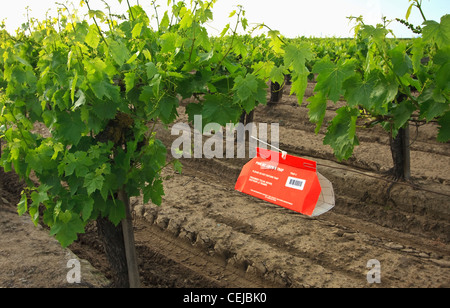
[
  {"x1": 389, "y1": 123, "x2": 411, "y2": 181},
  {"x1": 96, "y1": 216, "x2": 129, "y2": 287},
  {"x1": 96, "y1": 190, "x2": 140, "y2": 288},
  {"x1": 268, "y1": 81, "x2": 283, "y2": 105}
]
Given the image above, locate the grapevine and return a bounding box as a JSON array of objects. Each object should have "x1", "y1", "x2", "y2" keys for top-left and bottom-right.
[
  {"x1": 0, "y1": 0, "x2": 312, "y2": 286},
  {"x1": 306, "y1": 5, "x2": 449, "y2": 179}
]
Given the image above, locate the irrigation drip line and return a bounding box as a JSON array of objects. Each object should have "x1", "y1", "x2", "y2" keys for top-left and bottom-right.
[
  {"x1": 1, "y1": 142, "x2": 448, "y2": 198},
  {"x1": 269, "y1": 141, "x2": 450, "y2": 198},
  {"x1": 316, "y1": 161, "x2": 450, "y2": 199}
]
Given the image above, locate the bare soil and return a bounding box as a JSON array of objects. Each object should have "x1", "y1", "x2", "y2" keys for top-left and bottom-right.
[{"x1": 1, "y1": 81, "x2": 449, "y2": 288}]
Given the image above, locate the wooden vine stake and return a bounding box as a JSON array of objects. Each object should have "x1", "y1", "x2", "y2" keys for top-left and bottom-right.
[{"x1": 118, "y1": 189, "x2": 140, "y2": 288}]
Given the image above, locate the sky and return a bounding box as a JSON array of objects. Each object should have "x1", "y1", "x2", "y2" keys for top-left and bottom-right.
[{"x1": 0, "y1": 0, "x2": 449, "y2": 38}]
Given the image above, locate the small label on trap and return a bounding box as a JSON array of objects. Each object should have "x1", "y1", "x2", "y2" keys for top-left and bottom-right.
[
  {"x1": 235, "y1": 148, "x2": 323, "y2": 216},
  {"x1": 285, "y1": 177, "x2": 306, "y2": 191}
]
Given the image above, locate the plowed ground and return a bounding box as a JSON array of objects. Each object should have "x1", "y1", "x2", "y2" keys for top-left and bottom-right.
[{"x1": 1, "y1": 81, "x2": 449, "y2": 288}]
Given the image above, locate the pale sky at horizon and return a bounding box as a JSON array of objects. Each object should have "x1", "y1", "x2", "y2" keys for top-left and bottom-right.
[{"x1": 1, "y1": 0, "x2": 449, "y2": 38}]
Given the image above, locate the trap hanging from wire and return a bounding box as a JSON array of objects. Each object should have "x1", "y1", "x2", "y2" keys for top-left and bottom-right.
[{"x1": 235, "y1": 145, "x2": 335, "y2": 217}]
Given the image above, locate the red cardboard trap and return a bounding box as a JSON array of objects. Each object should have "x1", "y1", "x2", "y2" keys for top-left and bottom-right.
[{"x1": 235, "y1": 148, "x2": 335, "y2": 216}]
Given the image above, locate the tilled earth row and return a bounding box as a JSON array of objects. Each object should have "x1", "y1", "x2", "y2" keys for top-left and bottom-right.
[{"x1": 131, "y1": 154, "x2": 450, "y2": 288}]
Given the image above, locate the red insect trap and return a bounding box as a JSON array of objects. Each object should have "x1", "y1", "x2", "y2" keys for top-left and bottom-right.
[{"x1": 235, "y1": 148, "x2": 335, "y2": 216}]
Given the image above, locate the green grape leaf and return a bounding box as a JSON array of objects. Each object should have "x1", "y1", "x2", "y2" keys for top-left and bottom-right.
[
  {"x1": 323, "y1": 107, "x2": 360, "y2": 161},
  {"x1": 160, "y1": 11, "x2": 170, "y2": 30},
  {"x1": 369, "y1": 73, "x2": 398, "y2": 114},
  {"x1": 185, "y1": 102, "x2": 203, "y2": 124},
  {"x1": 392, "y1": 100, "x2": 415, "y2": 129},
  {"x1": 17, "y1": 193, "x2": 28, "y2": 216},
  {"x1": 419, "y1": 87, "x2": 449, "y2": 121},
  {"x1": 179, "y1": 8, "x2": 194, "y2": 30},
  {"x1": 422, "y1": 15, "x2": 450, "y2": 49},
  {"x1": 158, "y1": 95, "x2": 179, "y2": 124},
  {"x1": 84, "y1": 58, "x2": 107, "y2": 83},
  {"x1": 284, "y1": 44, "x2": 313, "y2": 74},
  {"x1": 173, "y1": 159, "x2": 183, "y2": 174},
  {"x1": 72, "y1": 90, "x2": 86, "y2": 111},
  {"x1": 232, "y1": 39, "x2": 248, "y2": 58},
  {"x1": 268, "y1": 30, "x2": 284, "y2": 55},
  {"x1": 202, "y1": 94, "x2": 241, "y2": 126},
  {"x1": 108, "y1": 40, "x2": 130, "y2": 66},
  {"x1": 50, "y1": 215, "x2": 85, "y2": 248},
  {"x1": 343, "y1": 74, "x2": 375, "y2": 108},
  {"x1": 151, "y1": 179, "x2": 164, "y2": 206},
  {"x1": 234, "y1": 74, "x2": 257, "y2": 101},
  {"x1": 434, "y1": 48, "x2": 450, "y2": 90},
  {"x1": 233, "y1": 74, "x2": 267, "y2": 113},
  {"x1": 252, "y1": 61, "x2": 275, "y2": 81},
  {"x1": 388, "y1": 43, "x2": 413, "y2": 77},
  {"x1": 159, "y1": 32, "x2": 180, "y2": 54},
  {"x1": 107, "y1": 199, "x2": 126, "y2": 226},
  {"x1": 59, "y1": 151, "x2": 93, "y2": 178},
  {"x1": 91, "y1": 98, "x2": 119, "y2": 121},
  {"x1": 359, "y1": 24, "x2": 389, "y2": 44},
  {"x1": 220, "y1": 24, "x2": 230, "y2": 38},
  {"x1": 84, "y1": 172, "x2": 105, "y2": 196},
  {"x1": 146, "y1": 62, "x2": 158, "y2": 80},
  {"x1": 313, "y1": 58, "x2": 357, "y2": 103},
  {"x1": 54, "y1": 110, "x2": 86, "y2": 146},
  {"x1": 284, "y1": 44, "x2": 313, "y2": 102},
  {"x1": 132, "y1": 22, "x2": 144, "y2": 39},
  {"x1": 437, "y1": 111, "x2": 450, "y2": 142},
  {"x1": 405, "y1": 3, "x2": 414, "y2": 20},
  {"x1": 144, "y1": 179, "x2": 165, "y2": 206},
  {"x1": 290, "y1": 73, "x2": 308, "y2": 105},
  {"x1": 88, "y1": 9, "x2": 105, "y2": 20},
  {"x1": 411, "y1": 37, "x2": 426, "y2": 74},
  {"x1": 85, "y1": 24, "x2": 100, "y2": 49},
  {"x1": 307, "y1": 92, "x2": 327, "y2": 134},
  {"x1": 81, "y1": 197, "x2": 95, "y2": 221},
  {"x1": 90, "y1": 80, "x2": 108, "y2": 99},
  {"x1": 269, "y1": 65, "x2": 286, "y2": 86},
  {"x1": 124, "y1": 72, "x2": 136, "y2": 93}
]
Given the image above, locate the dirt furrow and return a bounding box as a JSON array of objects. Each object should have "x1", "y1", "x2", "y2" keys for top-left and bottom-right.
[{"x1": 132, "y1": 160, "x2": 449, "y2": 287}]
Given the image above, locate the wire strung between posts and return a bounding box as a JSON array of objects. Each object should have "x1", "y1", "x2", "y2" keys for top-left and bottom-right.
[
  {"x1": 250, "y1": 136, "x2": 287, "y2": 159},
  {"x1": 249, "y1": 138, "x2": 450, "y2": 198},
  {"x1": 316, "y1": 161, "x2": 450, "y2": 198}
]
